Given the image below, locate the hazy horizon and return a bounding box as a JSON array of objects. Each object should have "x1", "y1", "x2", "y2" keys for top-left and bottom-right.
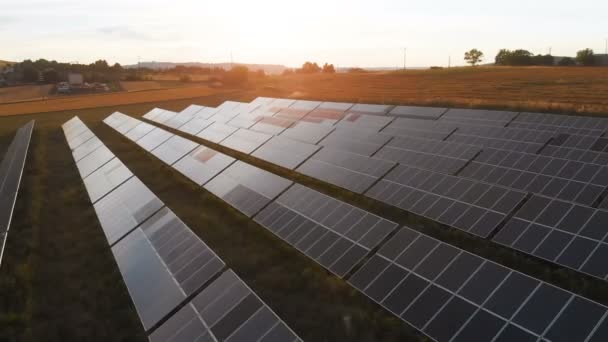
[{"x1": 3, "y1": 0, "x2": 608, "y2": 68}]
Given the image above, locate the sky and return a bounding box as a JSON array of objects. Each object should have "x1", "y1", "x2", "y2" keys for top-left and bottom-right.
[{"x1": 2, "y1": 0, "x2": 608, "y2": 68}]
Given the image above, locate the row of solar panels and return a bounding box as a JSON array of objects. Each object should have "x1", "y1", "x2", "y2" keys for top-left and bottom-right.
[
  {"x1": 103, "y1": 111, "x2": 608, "y2": 342},
  {"x1": 0, "y1": 120, "x2": 34, "y2": 267},
  {"x1": 140, "y1": 98, "x2": 608, "y2": 283},
  {"x1": 62, "y1": 117, "x2": 301, "y2": 342}
]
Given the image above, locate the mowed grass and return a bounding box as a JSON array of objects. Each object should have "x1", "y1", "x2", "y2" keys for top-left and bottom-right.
[
  {"x1": 259, "y1": 67, "x2": 608, "y2": 115},
  {"x1": 0, "y1": 93, "x2": 422, "y2": 341}
]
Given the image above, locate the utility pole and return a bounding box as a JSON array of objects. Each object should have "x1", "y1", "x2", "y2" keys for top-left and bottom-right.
[
  {"x1": 403, "y1": 48, "x2": 407, "y2": 70},
  {"x1": 605, "y1": 38, "x2": 607, "y2": 55},
  {"x1": 230, "y1": 51, "x2": 233, "y2": 69},
  {"x1": 548, "y1": 47, "x2": 552, "y2": 56},
  {"x1": 448, "y1": 55, "x2": 451, "y2": 68}
]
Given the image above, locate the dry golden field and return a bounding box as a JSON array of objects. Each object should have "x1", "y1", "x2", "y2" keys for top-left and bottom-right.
[
  {"x1": 0, "y1": 85, "x2": 53, "y2": 103},
  {"x1": 260, "y1": 67, "x2": 608, "y2": 115},
  {"x1": 0, "y1": 85, "x2": 234, "y2": 116},
  {"x1": 119, "y1": 81, "x2": 164, "y2": 91},
  {"x1": 2, "y1": 66, "x2": 608, "y2": 117}
]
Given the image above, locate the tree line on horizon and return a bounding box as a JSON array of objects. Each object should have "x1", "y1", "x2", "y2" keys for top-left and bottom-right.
[{"x1": 463, "y1": 48, "x2": 600, "y2": 66}]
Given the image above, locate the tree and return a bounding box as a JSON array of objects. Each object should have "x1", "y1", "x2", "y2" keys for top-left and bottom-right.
[
  {"x1": 299, "y1": 61, "x2": 321, "y2": 74},
  {"x1": 322, "y1": 63, "x2": 336, "y2": 73},
  {"x1": 558, "y1": 57, "x2": 575, "y2": 66},
  {"x1": 576, "y1": 49, "x2": 595, "y2": 66},
  {"x1": 42, "y1": 68, "x2": 59, "y2": 83},
  {"x1": 464, "y1": 49, "x2": 484, "y2": 66}
]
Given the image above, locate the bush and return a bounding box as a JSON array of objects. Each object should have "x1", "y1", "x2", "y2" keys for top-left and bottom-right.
[{"x1": 558, "y1": 57, "x2": 575, "y2": 66}]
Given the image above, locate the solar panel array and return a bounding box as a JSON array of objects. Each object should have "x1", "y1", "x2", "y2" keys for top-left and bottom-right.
[
  {"x1": 63, "y1": 117, "x2": 300, "y2": 341},
  {"x1": 0, "y1": 120, "x2": 34, "y2": 266},
  {"x1": 106, "y1": 110, "x2": 608, "y2": 342},
  {"x1": 350, "y1": 226, "x2": 608, "y2": 342}
]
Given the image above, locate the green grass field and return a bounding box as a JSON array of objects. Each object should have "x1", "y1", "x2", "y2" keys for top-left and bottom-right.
[{"x1": 1, "y1": 92, "x2": 608, "y2": 342}]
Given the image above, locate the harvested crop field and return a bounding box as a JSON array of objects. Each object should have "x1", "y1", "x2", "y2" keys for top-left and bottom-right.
[
  {"x1": 0, "y1": 85, "x2": 53, "y2": 103},
  {"x1": 261, "y1": 67, "x2": 608, "y2": 115}
]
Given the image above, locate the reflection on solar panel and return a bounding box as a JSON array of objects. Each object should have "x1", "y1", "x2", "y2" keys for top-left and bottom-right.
[
  {"x1": 279, "y1": 121, "x2": 334, "y2": 144},
  {"x1": 348, "y1": 103, "x2": 392, "y2": 115},
  {"x1": 318, "y1": 128, "x2": 391, "y2": 156},
  {"x1": 205, "y1": 161, "x2": 293, "y2": 217},
  {"x1": 0, "y1": 120, "x2": 35, "y2": 266},
  {"x1": 252, "y1": 135, "x2": 321, "y2": 170},
  {"x1": 150, "y1": 135, "x2": 198, "y2": 166},
  {"x1": 173, "y1": 146, "x2": 235, "y2": 186},
  {"x1": 255, "y1": 184, "x2": 398, "y2": 277},
  {"x1": 335, "y1": 113, "x2": 393, "y2": 131},
  {"x1": 151, "y1": 270, "x2": 301, "y2": 342},
  {"x1": 350, "y1": 226, "x2": 608, "y2": 342},
  {"x1": 196, "y1": 122, "x2": 239, "y2": 143},
  {"x1": 220, "y1": 128, "x2": 272, "y2": 154},
  {"x1": 105, "y1": 113, "x2": 292, "y2": 219},
  {"x1": 66, "y1": 117, "x2": 300, "y2": 340},
  {"x1": 389, "y1": 106, "x2": 447, "y2": 120},
  {"x1": 297, "y1": 148, "x2": 396, "y2": 194}
]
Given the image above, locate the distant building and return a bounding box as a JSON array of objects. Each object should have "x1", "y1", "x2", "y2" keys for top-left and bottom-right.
[{"x1": 68, "y1": 72, "x2": 84, "y2": 85}]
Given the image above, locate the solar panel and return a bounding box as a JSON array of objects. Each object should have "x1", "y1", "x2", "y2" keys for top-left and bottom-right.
[
  {"x1": 66, "y1": 129, "x2": 95, "y2": 150},
  {"x1": 301, "y1": 102, "x2": 353, "y2": 126},
  {"x1": 72, "y1": 136, "x2": 103, "y2": 162},
  {"x1": 173, "y1": 146, "x2": 236, "y2": 185},
  {"x1": 255, "y1": 184, "x2": 398, "y2": 277},
  {"x1": 69, "y1": 116, "x2": 300, "y2": 340},
  {"x1": 318, "y1": 128, "x2": 392, "y2": 156},
  {"x1": 150, "y1": 270, "x2": 302, "y2": 342},
  {"x1": 335, "y1": 113, "x2": 394, "y2": 131},
  {"x1": 389, "y1": 106, "x2": 447, "y2": 120},
  {"x1": 347, "y1": 103, "x2": 392, "y2": 115},
  {"x1": 440, "y1": 108, "x2": 519, "y2": 126},
  {"x1": 349, "y1": 226, "x2": 608, "y2": 342},
  {"x1": 151, "y1": 109, "x2": 178, "y2": 124},
  {"x1": 296, "y1": 148, "x2": 396, "y2": 194},
  {"x1": 249, "y1": 97, "x2": 276, "y2": 107},
  {"x1": 459, "y1": 149, "x2": 608, "y2": 206},
  {"x1": 94, "y1": 176, "x2": 164, "y2": 245},
  {"x1": 367, "y1": 165, "x2": 526, "y2": 238},
  {"x1": 83, "y1": 157, "x2": 133, "y2": 203},
  {"x1": 178, "y1": 117, "x2": 214, "y2": 136},
  {"x1": 204, "y1": 161, "x2": 293, "y2": 217},
  {"x1": 142, "y1": 108, "x2": 167, "y2": 121},
  {"x1": 75, "y1": 145, "x2": 115, "y2": 178},
  {"x1": 112, "y1": 207, "x2": 226, "y2": 330},
  {"x1": 116, "y1": 116, "x2": 144, "y2": 134},
  {"x1": 103, "y1": 111, "x2": 130, "y2": 129},
  {"x1": 493, "y1": 195, "x2": 608, "y2": 281},
  {"x1": 252, "y1": 135, "x2": 321, "y2": 170},
  {"x1": 219, "y1": 128, "x2": 272, "y2": 154},
  {"x1": 0, "y1": 120, "x2": 35, "y2": 266},
  {"x1": 227, "y1": 113, "x2": 263, "y2": 129},
  {"x1": 150, "y1": 135, "x2": 198, "y2": 166},
  {"x1": 136, "y1": 128, "x2": 174, "y2": 152},
  {"x1": 125, "y1": 122, "x2": 157, "y2": 142},
  {"x1": 279, "y1": 121, "x2": 334, "y2": 144},
  {"x1": 196, "y1": 106, "x2": 222, "y2": 119},
  {"x1": 250, "y1": 117, "x2": 294, "y2": 135},
  {"x1": 163, "y1": 105, "x2": 209, "y2": 129},
  {"x1": 196, "y1": 122, "x2": 239, "y2": 143}
]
